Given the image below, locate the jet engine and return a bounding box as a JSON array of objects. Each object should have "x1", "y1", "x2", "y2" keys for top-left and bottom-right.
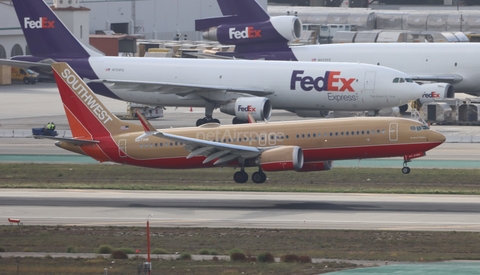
[
  {"x1": 256, "y1": 146, "x2": 304, "y2": 172},
  {"x1": 202, "y1": 16, "x2": 302, "y2": 45},
  {"x1": 297, "y1": 161, "x2": 333, "y2": 172},
  {"x1": 220, "y1": 97, "x2": 272, "y2": 122},
  {"x1": 270, "y1": 16, "x2": 302, "y2": 41},
  {"x1": 418, "y1": 83, "x2": 455, "y2": 104}
]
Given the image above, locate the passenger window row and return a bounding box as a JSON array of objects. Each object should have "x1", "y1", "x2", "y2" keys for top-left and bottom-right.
[
  {"x1": 296, "y1": 129, "x2": 385, "y2": 139},
  {"x1": 138, "y1": 127, "x2": 389, "y2": 148}
]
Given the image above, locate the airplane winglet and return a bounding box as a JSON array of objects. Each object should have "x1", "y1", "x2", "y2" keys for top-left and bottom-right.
[
  {"x1": 247, "y1": 112, "x2": 257, "y2": 123},
  {"x1": 136, "y1": 110, "x2": 157, "y2": 132}
]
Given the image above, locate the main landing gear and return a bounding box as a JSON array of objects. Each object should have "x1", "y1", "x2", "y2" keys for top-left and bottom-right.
[
  {"x1": 196, "y1": 117, "x2": 220, "y2": 126},
  {"x1": 402, "y1": 160, "x2": 411, "y2": 174},
  {"x1": 233, "y1": 169, "x2": 267, "y2": 184},
  {"x1": 196, "y1": 102, "x2": 221, "y2": 126}
]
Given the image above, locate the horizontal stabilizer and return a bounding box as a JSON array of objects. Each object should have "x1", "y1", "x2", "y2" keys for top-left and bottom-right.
[{"x1": 33, "y1": 136, "x2": 99, "y2": 146}]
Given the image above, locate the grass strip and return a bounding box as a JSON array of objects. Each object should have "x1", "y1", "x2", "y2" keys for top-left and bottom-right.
[{"x1": 0, "y1": 163, "x2": 479, "y2": 194}]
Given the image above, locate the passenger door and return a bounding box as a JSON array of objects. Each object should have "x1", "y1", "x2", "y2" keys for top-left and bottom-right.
[{"x1": 389, "y1": 123, "x2": 398, "y2": 141}]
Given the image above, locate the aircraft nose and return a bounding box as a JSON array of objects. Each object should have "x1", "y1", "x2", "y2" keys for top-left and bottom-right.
[
  {"x1": 429, "y1": 129, "x2": 446, "y2": 144},
  {"x1": 412, "y1": 82, "x2": 424, "y2": 100}
]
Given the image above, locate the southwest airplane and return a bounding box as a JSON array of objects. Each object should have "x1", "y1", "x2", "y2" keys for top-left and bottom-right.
[
  {"x1": 42, "y1": 62, "x2": 445, "y2": 184},
  {"x1": 196, "y1": 0, "x2": 478, "y2": 101},
  {"x1": 1, "y1": 0, "x2": 423, "y2": 125}
]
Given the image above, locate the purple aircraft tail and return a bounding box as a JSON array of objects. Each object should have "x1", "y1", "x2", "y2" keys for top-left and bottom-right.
[
  {"x1": 12, "y1": 0, "x2": 98, "y2": 59},
  {"x1": 195, "y1": 0, "x2": 269, "y2": 31},
  {"x1": 195, "y1": 0, "x2": 300, "y2": 59}
]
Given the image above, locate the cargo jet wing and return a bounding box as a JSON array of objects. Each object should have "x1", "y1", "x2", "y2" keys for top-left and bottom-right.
[
  {"x1": 91, "y1": 79, "x2": 274, "y2": 97},
  {"x1": 0, "y1": 59, "x2": 52, "y2": 69},
  {"x1": 410, "y1": 74, "x2": 463, "y2": 84}
]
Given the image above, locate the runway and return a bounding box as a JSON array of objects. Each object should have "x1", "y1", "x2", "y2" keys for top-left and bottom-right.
[{"x1": 2, "y1": 189, "x2": 480, "y2": 231}]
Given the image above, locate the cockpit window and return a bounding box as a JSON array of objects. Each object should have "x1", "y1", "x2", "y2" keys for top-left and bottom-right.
[
  {"x1": 410, "y1": 125, "x2": 430, "y2": 131},
  {"x1": 394, "y1": 77, "x2": 410, "y2": 83}
]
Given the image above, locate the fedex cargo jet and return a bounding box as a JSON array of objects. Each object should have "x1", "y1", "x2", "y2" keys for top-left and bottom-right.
[
  {"x1": 196, "y1": 0, "x2": 480, "y2": 99},
  {"x1": 43, "y1": 62, "x2": 445, "y2": 183},
  {"x1": 2, "y1": 0, "x2": 423, "y2": 125}
]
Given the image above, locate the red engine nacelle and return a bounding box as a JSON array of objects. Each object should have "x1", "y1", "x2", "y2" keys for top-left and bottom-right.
[
  {"x1": 297, "y1": 161, "x2": 333, "y2": 172},
  {"x1": 257, "y1": 146, "x2": 304, "y2": 172}
]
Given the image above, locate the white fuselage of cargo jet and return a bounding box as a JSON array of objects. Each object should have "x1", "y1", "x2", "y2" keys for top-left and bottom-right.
[
  {"x1": 291, "y1": 42, "x2": 480, "y2": 96},
  {"x1": 87, "y1": 56, "x2": 422, "y2": 111}
]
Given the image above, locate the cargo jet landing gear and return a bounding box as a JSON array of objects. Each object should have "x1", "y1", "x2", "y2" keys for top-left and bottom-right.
[
  {"x1": 196, "y1": 117, "x2": 220, "y2": 126},
  {"x1": 196, "y1": 102, "x2": 220, "y2": 126}
]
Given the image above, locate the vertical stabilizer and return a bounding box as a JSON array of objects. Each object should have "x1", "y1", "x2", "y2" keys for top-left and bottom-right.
[
  {"x1": 195, "y1": 0, "x2": 269, "y2": 31},
  {"x1": 51, "y1": 62, "x2": 142, "y2": 139},
  {"x1": 12, "y1": 0, "x2": 100, "y2": 58}
]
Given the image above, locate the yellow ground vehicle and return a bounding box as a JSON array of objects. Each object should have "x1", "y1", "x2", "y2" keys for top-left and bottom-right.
[{"x1": 11, "y1": 67, "x2": 38, "y2": 84}]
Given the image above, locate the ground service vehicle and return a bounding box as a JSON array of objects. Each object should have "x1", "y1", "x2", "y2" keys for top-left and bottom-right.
[{"x1": 11, "y1": 67, "x2": 38, "y2": 84}]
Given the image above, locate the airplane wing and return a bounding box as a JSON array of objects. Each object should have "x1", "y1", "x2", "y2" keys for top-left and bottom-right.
[
  {"x1": 0, "y1": 59, "x2": 52, "y2": 69},
  {"x1": 91, "y1": 79, "x2": 274, "y2": 97},
  {"x1": 152, "y1": 131, "x2": 261, "y2": 165},
  {"x1": 135, "y1": 111, "x2": 262, "y2": 165},
  {"x1": 182, "y1": 51, "x2": 235, "y2": 60},
  {"x1": 411, "y1": 74, "x2": 463, "y2": 84}
]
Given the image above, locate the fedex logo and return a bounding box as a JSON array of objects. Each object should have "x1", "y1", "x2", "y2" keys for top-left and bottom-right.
[
  {"x1": 229, "y1": 26, "x2": 262, "y2": 39},
  {"x1": 422, "y1": 92, "x2": 440, "y2": 98},
  {"x1": 238, "y1": 105, "x2": 257, "y2": 112},
  {"x1": 24, "y1": 17, "x2": 55, "y2": 29},
  {"x1": 290, "y1": 70, "x2": 355, "y2": 92}
]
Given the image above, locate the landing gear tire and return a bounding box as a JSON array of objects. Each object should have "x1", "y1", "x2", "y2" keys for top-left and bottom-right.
[
  {"x1": 196, "y1": 117, "x2": 220, "y2": 126},
  {"x1": 233, "y1": 171, "x2": 248, "y2": 183},
  {"x1": 232, "y1": 117, "x2": 248, "y2": 124},
  {"x1": 402, "y1": 166, "x2": 411, "y2": 174},
  {"x1": 252, "y1": 171, "x2": 267, "y2": 184}
]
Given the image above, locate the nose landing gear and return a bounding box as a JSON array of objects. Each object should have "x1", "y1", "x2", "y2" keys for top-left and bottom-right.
[{"x1": 402, "y1": 160, "x2": 411, "y2": 174}]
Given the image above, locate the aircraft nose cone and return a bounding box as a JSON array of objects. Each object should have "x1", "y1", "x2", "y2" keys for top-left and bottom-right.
[
  {"x1": 429, "y1": 130, "x2": 446, "y2": 144},
  {"x1": 412, "y1": 83, "x2": 424, "y2": 99}
]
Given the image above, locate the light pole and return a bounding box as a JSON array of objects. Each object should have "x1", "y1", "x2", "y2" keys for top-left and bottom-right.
[{"x1": 146, "y1": 214, "x2": 153, "y2": 275}]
